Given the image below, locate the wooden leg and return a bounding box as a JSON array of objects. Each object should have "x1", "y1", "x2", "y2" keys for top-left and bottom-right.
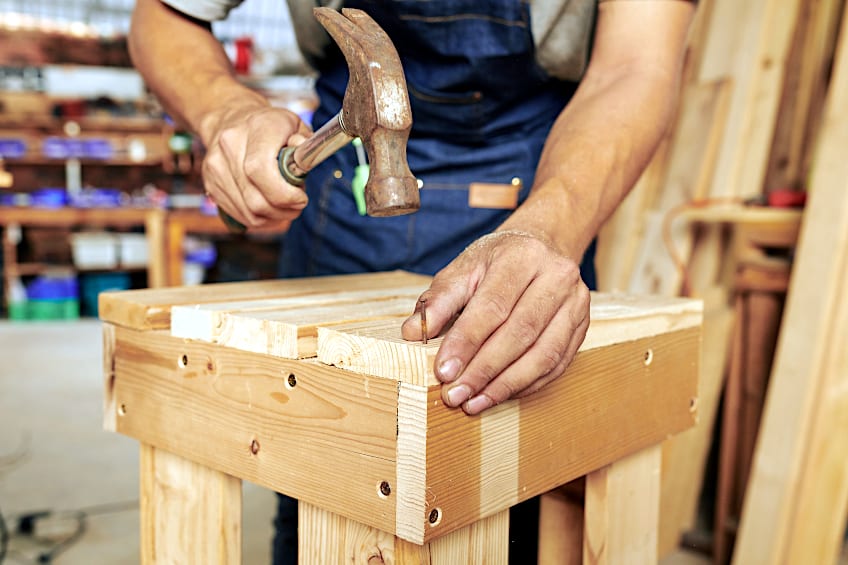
[
  {"x1": 299, "y1": 501, "x2": 508, "y2": 565},
  {"x1": 140, "y1": 444, "x2": 242, "y2": 564},
  {"x1": 166, "y1": 219, "x2": 186, "y2": 287},
  {"x1": 539, "y1": 488, "x2": 584, "y2": 565},
  {"x1": 583, "y1": 445, "x2": 661, "y2": 565},
  {"x1": 144, "y1": 208, "x2": 167, "y2": 289}
]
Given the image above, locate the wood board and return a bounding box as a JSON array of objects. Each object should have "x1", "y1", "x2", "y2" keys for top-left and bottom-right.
[{"x1": 103, "y1": 271, "x2": 703, "y2": 545}]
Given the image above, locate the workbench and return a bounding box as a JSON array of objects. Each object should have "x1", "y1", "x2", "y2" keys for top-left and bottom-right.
[{"x1": 99, "y1": 271, "x2": 702, "y2": 564}]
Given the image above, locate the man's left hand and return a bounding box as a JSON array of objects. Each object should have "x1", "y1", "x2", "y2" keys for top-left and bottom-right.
[{"x1": 401, "y1": 230, "x2": 590, "y2": 415}]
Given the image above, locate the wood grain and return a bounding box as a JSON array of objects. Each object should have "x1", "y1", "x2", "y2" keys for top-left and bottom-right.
[
  {"x1": 99, "y1": 270, "x2": 431, "y2": 330},
  {"x1": 111, "y1": 325, "x2": 400, "y2": 534},
  {"x1": 318, "y1": 293, "x2": 702, "y2": 385},
  {"x1": 140, "y1": 444, "x2": 241, "y2": 565},
  {"x1": 583, "y1": 445, "x2": 661, "y2": 565},
  {"x1": 734, "y1": 6, "x2": 848, "y2": 561}
]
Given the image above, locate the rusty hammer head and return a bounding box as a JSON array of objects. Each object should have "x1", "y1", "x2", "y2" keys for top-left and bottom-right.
[{"x1": 314, "y1": 7, "x2": 420, "y2": 217}]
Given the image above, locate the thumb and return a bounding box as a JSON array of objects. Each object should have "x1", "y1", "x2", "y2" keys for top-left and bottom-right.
[{"x1": 400, "y1": 274, "x2": 473, "y2": 342}]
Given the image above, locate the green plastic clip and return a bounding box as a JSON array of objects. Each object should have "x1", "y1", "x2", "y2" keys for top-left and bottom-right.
[{"x1": 351, "y1": 138, "x2": 369, "y2": 216}]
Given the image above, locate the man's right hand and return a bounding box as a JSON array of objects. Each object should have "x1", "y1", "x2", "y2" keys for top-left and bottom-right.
[{"x1": 200, "y1": 104, "x2": 313, "y2": 229}]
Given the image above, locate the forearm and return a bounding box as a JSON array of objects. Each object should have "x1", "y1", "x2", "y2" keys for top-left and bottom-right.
[
  {"x1": 499, "y1": 0, "x2": 694, "y2": 261},
  {"x1": 129, "y1": 0, "x2": 268, "y2": 144}
]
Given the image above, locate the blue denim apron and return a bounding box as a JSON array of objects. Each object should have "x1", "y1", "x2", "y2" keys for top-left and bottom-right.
[
  {"x1": 279, "y1": 0, "x2": 596, "y2": 288},
  {"x1": 274, "y1": 2, "x2": 596, "y2": 563}
]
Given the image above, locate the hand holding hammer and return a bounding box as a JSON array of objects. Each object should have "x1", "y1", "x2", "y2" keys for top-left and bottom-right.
[{"x1": 215, "y1": 8, "x2": 420, "y2": 232}]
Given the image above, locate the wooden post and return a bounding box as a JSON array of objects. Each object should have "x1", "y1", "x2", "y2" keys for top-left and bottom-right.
[
  {"x1": 583, "y1": 445, "x2": 662, "y2": 564},
  {"x1": 140, "y1": 444, "x2": 242, "y2": 564},
  {"x1": 733, "y1": 5, "x2": 848, "y2": 562},
  {"x1": 144, "y1": 208, "x2": 167, "y2": 289}
]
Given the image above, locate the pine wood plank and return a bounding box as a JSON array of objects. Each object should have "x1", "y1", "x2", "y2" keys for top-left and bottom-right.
[
  {"x1": 396, "y1": 327, "x2": 699, "y2": 544},
  {"x1": 583, "y1": 445, "x2": 661, "y2": 564},
  {"x1": 98, "y1": 270, "x2": 431, "y2": 331},
  {"x1": 299, "y1": 502, "x2": 508, "y2": 565},
  {"x1": 318, "y1": 293, "x2": 702, "y2": 385},
  {"x1": 539, "y1": 489, "x2": 584, "y2": 565},
  {"x1": 109, "y1": 324, "x2": 400, "y2": 535},
  {"x1": 170, "y1": 284, "x2": 427, "y2": 342},
  {"x1": 700, "y1": 0, "x2": 804, "y2": 198},
  {"x1": 140, "y1": 444, "x2": 241, "y2": 565},
  {"x1": 734, "y1": 7, "x2": 848, "y2": 561},
  {"x1": 171, "y1": 287, "x2": 426, "y2": 359}
]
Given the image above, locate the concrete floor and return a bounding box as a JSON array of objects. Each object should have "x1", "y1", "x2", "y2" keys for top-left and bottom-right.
[{"x1": 0, "y1": 320, "x2": 277, "y2": 564}]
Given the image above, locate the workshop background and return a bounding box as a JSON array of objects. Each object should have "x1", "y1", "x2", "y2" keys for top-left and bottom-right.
[{"x1": 1, "y1": 0, "x2": 847, "y2": 563}]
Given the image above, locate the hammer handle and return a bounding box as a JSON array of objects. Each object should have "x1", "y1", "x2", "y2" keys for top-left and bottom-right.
[{"x1": 218, "y1": 112, "x2": 353, "y2": 233}]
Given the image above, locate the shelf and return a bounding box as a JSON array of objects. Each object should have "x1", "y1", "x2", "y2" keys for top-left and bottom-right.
[{"x1": 4, "y1": 157, "x2": 163, "y2": 167}]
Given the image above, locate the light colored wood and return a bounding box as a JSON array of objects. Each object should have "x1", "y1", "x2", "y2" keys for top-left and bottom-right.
[
  {"x1": 734, "y1": 6, "x2": 848, "y2": 561},
  {"x1": 99, "y1": 269, "x2": 431, "y2": 330},
  {"x1": 143, "y1": 208, "x2": 167, "y2": 289},
  {"x1": 539, "y1": 489, "x2": 583, "y2": 565},
  {"x1": 299, "y1": 502, "x2": 508, "y2": 565},
  {"x1": 107, "y1": 321, "x2": 699, "y2": 544},
  {"x1": 170, "y1": 284, "x2": 427, "y2": 342},
  {"x1": 658, "y1": 286, "x2": 734, "y2": 556},
  {"x1": 102, "y1": 322, "x2": 117, "y2": 432},
  {"x1": 140, "y1": 443, "x2": 241, "y2": 565},
  {"x1": 112, "y1": 325, "x2": 400, "y2": 535},
  {"x1": 700, "y1": 0, "x2": 803, "y2": 199},
  {"x1": 402, "y1": 328, "x2": 699, "y2": 544},
  {"x1": 171, "y1": 285, "x2": 427, "y2": 358},
  {"x1": 583, "y1": 444, "x2": 662, "y2": 565},
  {"x1": 317, "y1": 292, "x2": 702, "y2": 385}
]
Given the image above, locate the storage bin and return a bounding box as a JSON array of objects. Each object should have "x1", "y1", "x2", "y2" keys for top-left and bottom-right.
[
  {"x1": 71, "y1": 232, "x2": 118, "y2": 269},
  {"x1": 118, "y1": 233, "x2": 149, "y2": 268},
  {"x1": 79, "y1": 272, "x2": 131, "y2": 317}
]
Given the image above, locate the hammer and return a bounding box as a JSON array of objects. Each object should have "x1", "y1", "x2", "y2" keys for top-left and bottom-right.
[{"x1": 219, "y1": 7, "x2": 419, "y2": 232}]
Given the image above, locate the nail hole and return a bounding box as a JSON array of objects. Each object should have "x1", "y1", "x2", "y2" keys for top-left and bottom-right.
[
  {"x1": 378, "y1": 481, "x2": 391, "y2": 498},
  {"x1": 286, "y1": 373, "x2": 297, "y2": 389},
  {"x1": 178, "y1": 354, "x2": 188, "y2": 368},
  {"x1": 428, "y1": 508, "x2": 442, "y2": 526},
  {"x1": 643, "y1": 349, "x2": 653, "y2": 366},
  {"x1": 250, "y1": 439, "x2": 260, "y2": 455},
  {"x1": 689, "y1": 397, "x2": 698, "y2": 412},
  {"x1": 118, "y1": 404, "x2": 127, "y2": 416}
]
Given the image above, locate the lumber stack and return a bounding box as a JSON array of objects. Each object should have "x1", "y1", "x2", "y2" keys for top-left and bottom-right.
[
  {"x1": 100, "y1": 271, "x2": 702, "y2": 562},
  {"x1": 592, "y1": 0, "x2": 847, "y2": 556}
]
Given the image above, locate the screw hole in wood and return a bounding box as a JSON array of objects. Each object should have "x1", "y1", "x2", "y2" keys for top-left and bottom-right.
[
  {"x1": 118, "y1": 404, "x2": 127, "y2": 416},
  {"x1": 178, "y1": 354, "x2": 188, "y2": 368},
  {"x1": 286, "y1": 373, "x2": 297, "y2": 389},
  {"x1": 643, "y1": 349, "x2": 653, "y2": 366},
  {"x1": 378, "y1": 481, "x2": 391, "y2": 498},
  {"x1": 428, "y1": 508, "x2": 442, "y2": 526}
]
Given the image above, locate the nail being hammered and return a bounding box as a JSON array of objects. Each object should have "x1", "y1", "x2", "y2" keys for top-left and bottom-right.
[{"x1": 418, "y1": 298, "x2": 428, "y2": 345}]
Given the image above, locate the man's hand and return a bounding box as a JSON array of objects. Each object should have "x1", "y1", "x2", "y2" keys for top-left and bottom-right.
[
  {"x1": 201, "y1": 105, "x2": 313, "y2": 229},
  {"x1": 401, "y1": 231, "x2": 590, "y2": 415}
]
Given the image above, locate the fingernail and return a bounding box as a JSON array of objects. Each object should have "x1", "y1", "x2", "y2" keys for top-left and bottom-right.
[
  {"x1": 446, "y1": 384, "x2": 472, "y2": 407},
  {"x1": 437, "y1": 358, "x2": 461, "y2": 383},
  {"x1": 464, "y1": 395, "x2": 493, "y2": 414}
]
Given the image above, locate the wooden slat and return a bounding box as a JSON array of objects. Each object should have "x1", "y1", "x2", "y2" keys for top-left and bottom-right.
[
  {"x1": 700, "y1": 0, "x2": 804, "y2": 198},
  {"x1": 583, "y1": 445, "x2": 662, "y2": 564},
  {"x1": 733, "y1": 6, "x2": 848, "y2": 561},
  {"x1": 171, "y1": 286, "x2": 427, "y2": 359},
  {"x1": 539, "y1": 489, "x2": 584, "y2": 565},
  {"x1": 317, "y1": 293, "x2": 702, "y2": 386},
  {"x1": 140, "y1": 444, "x2": 242, "y2": 565},
  {"x1": 99, "y1": 270, "x2": 431, "y2": 330},
  {"x1": 109, "y1": 325, "x2": 400, "y2": 535},
  {"x1": 397, "y1": 327, "x2": 699, "y2": 544}
]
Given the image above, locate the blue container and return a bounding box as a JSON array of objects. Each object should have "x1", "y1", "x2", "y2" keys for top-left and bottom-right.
[
  {"x1": 0, "y1": 138, "x2": 27, "y2": 158},
  {"x1": 82, "y1": 138, "x2": 113, "y2": 160},
  {"x1": 26, "y1": 274, "x2": 78, "y2": 301},
  {"x1": 30, "y1": 188, "x2": 68, "y2": 208}
]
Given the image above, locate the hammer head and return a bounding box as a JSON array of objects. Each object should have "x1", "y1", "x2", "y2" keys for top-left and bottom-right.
[{"x1": 314, "y1": 7, "x2": 420, "y2": 217}]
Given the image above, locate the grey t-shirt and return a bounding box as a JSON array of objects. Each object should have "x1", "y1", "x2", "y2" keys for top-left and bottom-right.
[{"x1": 164, "y1": 0, "x2": 597, "y2": 82}]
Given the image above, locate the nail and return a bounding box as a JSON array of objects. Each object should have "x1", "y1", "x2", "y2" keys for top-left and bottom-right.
[
  {"x1": 446, "y1": 384, "x2": 472, "y2": 407},
  {"x1": 464, "y1": 395, "x2": 493, "y2": 414},
  {"x1": 437, "y1": 357, "x2": 461, "y2": 383}
]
